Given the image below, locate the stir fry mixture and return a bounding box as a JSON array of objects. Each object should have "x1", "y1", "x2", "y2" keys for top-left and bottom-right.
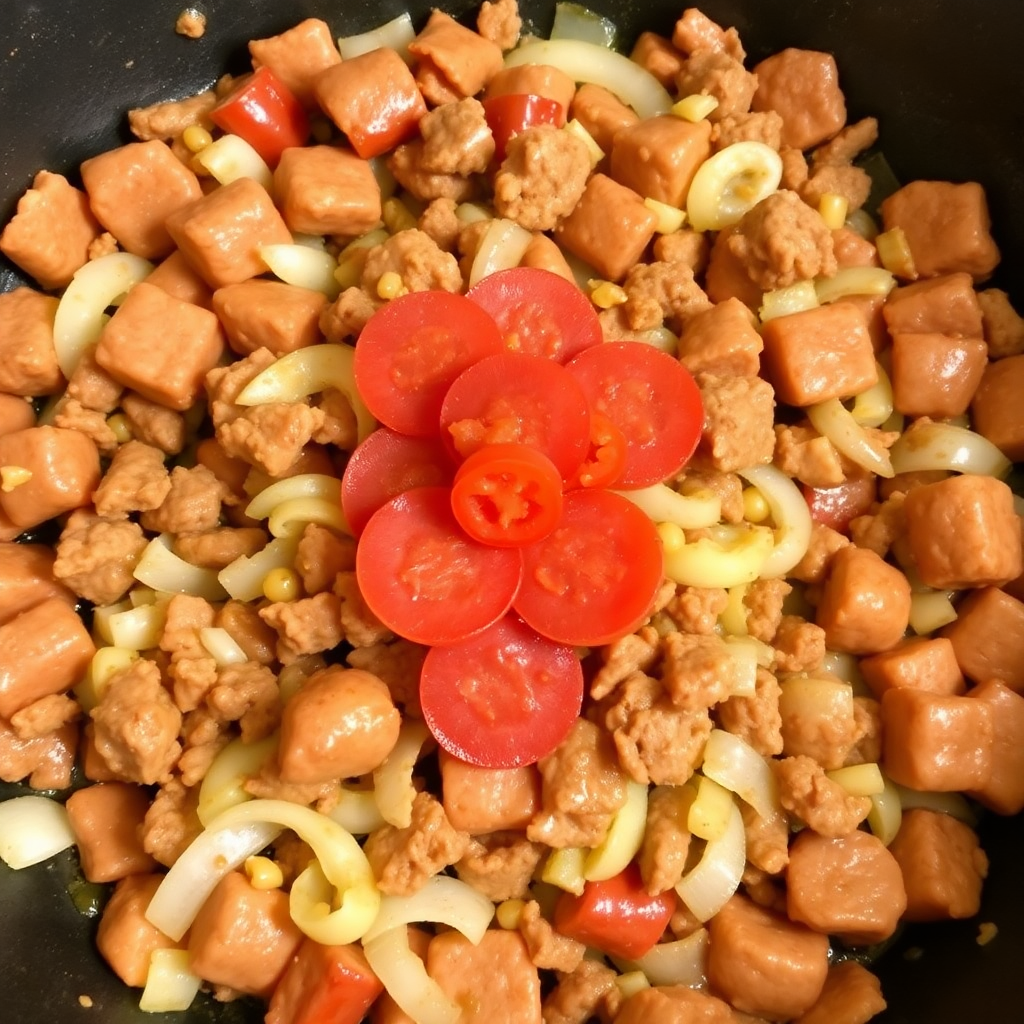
[{"x1": 1, "y1": 3, "x2": 1023, "y2": 1022}]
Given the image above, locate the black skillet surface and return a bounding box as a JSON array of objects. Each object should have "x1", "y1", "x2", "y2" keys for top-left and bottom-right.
[{"x1": 1, "y1": 1, "x2": 1022, "y2": 1022}]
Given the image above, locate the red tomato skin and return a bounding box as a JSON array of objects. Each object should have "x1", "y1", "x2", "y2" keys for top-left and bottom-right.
[
  {"x1": 514, "y1": 489, "x2": 664, "y2": 648},
  {"x1": 553, "y1": 864, "x2": 676, "y2": 960},
  {"x1": 440, "y1": 352, "x2": 591, "y2": 480},
  {"x1": 341, "y1": 428, "x2": 456, "y2": 537},
  {"x1": 353, "y1": 292, "x2": 504, "y2": 437},
  {"x1": 801, "y1": 475, "x2": 878, "y2": 534},
  {"x1": 566, "y1": 341, "x2": 704, "y2": 488},
  {"x1": 565, "y1": 412, "x2": 628, "y2": 490},
  {"x1": 209, "y1": 66, "x2": 310, "y2": 167},
  {"x1": 465, "y1": 267, "x2": 601, "y2": 364},
  {"x1": 355, "y1": 486, "x2": 523, "y2": 647},
  {"x1": 419, "y1": 614, "x2": 584, "y2": 768},
  {"x1": 482, "y1": 94, "x2": 567, "y2": 163}
]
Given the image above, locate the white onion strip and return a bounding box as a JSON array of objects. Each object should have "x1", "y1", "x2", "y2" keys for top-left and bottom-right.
[
  {"x1": 806, "y1": 399, "x2": 895, "y2": 478},
  {"x1": 614, "y1": 483, "x2": 721, "y2": 530},
  {"x1": 245, "y1": 473, "x2": 341, "y2": 521},
  {"x1": 583, "y1": 780, "x2": 648, "y2": 881},
  {"x1": 330, "y1": 786, "x2": 387, "y2": 836},
  {"x1": 363, "y1": 928, "x2": 460, "y2": 1024},
  {"x1": 133, "y1": 535, "x2": 227, "y2": 601},
  {"x1": 195, "y1": 134, "x2": 273, "y2": 191},
  {"x1": 686, "y1": 142, "x2": 783, "y2": 232},
  {"x1": 139, "y1": 949, "x2": 202, "y2": 1013},
  {"x1": 0, "y1": 796, "x2": 76, "y2": 869},
  {"x1": 736, "y1": 464, "x2": 813, "y2": 577},
  {"x1": 196, "y1": 735, "x2": 277, "y2": 827},
  {"x1": 259, "y1": 244, "x2": 340, "y2": 298},
  {"x1": 675, "y1": 799, "x2": 745, "y2": 922},
  {"x1": 198, "y1": 626, "x2": 248, "y2": 667},
  {"x1": 374, "y1": 720, "x2": 431, "y2": 828},
  {"x1": 815, "y1": 266, "x2": 896, "y2": 304},
  {"x1": 218, "y1": 535, "x2": 301, "y2": 602},
  {"x1": 268, "y1": 497, "x2": 349, "y2": 538},
  {"x1": 663, "y1": 525, "x2": 775, "y2": 589},
  {"x1": 849, "y1": 362, "x2": 895, "y2": 428},
  {"x1": 338, "y1": 13, "x2": 415, "y2": 61},
  {"x1": 612, "y1": 928, "x2": 709, "y2": 987},
  {"x1": 888, "y1": 421, "x2": 1011, "y2": 478},
  {"x1": 362, "y1": 874, "x2": 495, "y2": 944},
  {"x1": 701, "y1": 729, "x2": 780, "y2": 821},
  {"x1": 468, "y1": 218, "x2": 534, "y2": 287}
]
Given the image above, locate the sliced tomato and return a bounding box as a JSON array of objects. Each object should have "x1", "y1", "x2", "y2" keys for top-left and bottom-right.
[
  {"x1": 355, "y1": 486, "x2": 523, "y2": 646},
  {"x1": 801, "y1": 474, "x2": 878, "y2": 534},
  {"x1": 341, "y1": 428, "x2": 456, "y2": 537},
  {"x1": 566, "y1": 341, "x2": 704, "y2": 488},
  {"x1": 353, "y1": 292, "x2": 504, "y2": 437},
  {"x1": 565, "y1": 412, "x2": 628, "y2": 490},
  {"x1": 451, "y1": 443, "x2": 563, "y2": 547},
  {"x1": 553, "y1": 863, "x2": 675, "y2": 960},
  {"x1": 439, "y1": 352, "x2": 591, "y2": 480},
  {"x1": 209, "y1": 66, "x2": 310, "y2": 167},
  {"x1": 513, "y1": 488, "x2": 664, "y2": 647},
  {"x1": 419, "y1": 614, "x2": 584, "y2": 768},
  {"x1": 482, "y1": 94, "x2": 567, "y2": 164},
  {"x1": 466, "y1": 267, "x2": 602, "y2": 364}
]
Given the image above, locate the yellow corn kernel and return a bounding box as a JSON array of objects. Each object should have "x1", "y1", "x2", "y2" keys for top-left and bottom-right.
[
  {"x1": 588, "y1": 279, "x2": 627, "y2": 309},
  {"x1": 656, "y1": 520, "x2": 686, "y2": 555},
  {"x1": 244, "y1": 855, "x2": 284, "y2": 891},
  {"x1": 0, "y1": 466, "x2": 32, "y2": 492},
  {"x1": 496, "y1": 899, "x2": 526, "y2": 930},
  {"x1": 817, "y1": 192, "x2": 849, "y2": 231},
  {"x1": 875, "y1": 226, "x2": 917, "y2": 279},
  {"x1": 262, "y1": 566, "x2": 300, "y2": 603},
  {"x1": 182, "y1": 124, "x2": 213, "y2": 153},
  {"x1": 977, "y1": 922, "x2": 999, "y2": 946},
  {"x1": 741, "y1": 486, "x2": 771, "y2": 523},
  {"x1": 643, "y1": 196, "x2": 687, "y2": 234},
  {"x1": 382, "y1": 197, "x2": 417, "y2": 234},
  {"x1": 105, "y1": 413, "x2": 133, "y2": 444},
  {"x1": 376, "y1": 271, "x2": 407, "y2": 301},
  {"x1": 671, "y1": 93, "x2": 719, "y2": 122}
]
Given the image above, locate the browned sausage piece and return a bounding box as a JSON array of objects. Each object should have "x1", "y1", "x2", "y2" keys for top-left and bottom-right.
[
  {"x1": 408, "y1": 10, "x2": 504, "y2": 102},
  {"x1": 614, "y1": 985, "x2": 738, "y2": 1023},
  {"x1": 213, "y1": 280, "x2": 327, "y2": 357},
  {"x1": 248, "y1": 18, "x2": 342, "y2": 108},
  {"x1": 440, "y1": 749, "x2": 540, "y2": 832},
  {"x1": 65, "y1": 781, "x2": 157, "y2": 883},
  {"x1": 676, "y1": 296, "x2": 763, "y2": 377},
  {"x1": 0, "y1": 287, "x2": 63, "y2": 396},
  {"x1": 568, "y1": 83, "x2": 639, "y2": 155},
  {"x1": 0, "y1": 542, "x2": 75, "y2": 626},
  {"x1": 943, "y1": 586, "x2": 1024, "y2": 690},
  {"x1": 859, "y1": 637, "x2": 965, "y2": 698},
  {"x1": 704, "y1": 227, "x2": 763, "y2": 310},
  {"x1": 971, "y1": 353, "x2": 1024, "y2": 461},
  {"x1": 890, "y1": 332, "x2": 988, "y2": 418},
  {"x1": 609, "y1": 116, "x2": 712, "y2": 208},
  {"x1": 793, "y1": 961, "x2": 887, "y2": 1024},
  {"x1": 485, "y1": 64, "x2": 577, "y2": 113},
  {"x1": 786, "y1": 829, "x2": 906, "y2": 945},
  {"x1": 751, "y1": 49, "x2": 846, "y2": 150},
  {"x1": 882, "y1": 272, "x2": 984, "y2": 337},
  {"x1": 146, "y1": 250, "x2": 214, "y2": 309},
  {"x1": 0, "y1": 394, "x2": 35, "y2": 439},
  {"x1": 966, "y1": 679, "x2": 1024, "y2": 815},
  {"x1": 0, "y1": 717, "x2": 78, "y2": 790},
  {"x1": 630, "y1": 32, "x2": 686, "y2": 88}
]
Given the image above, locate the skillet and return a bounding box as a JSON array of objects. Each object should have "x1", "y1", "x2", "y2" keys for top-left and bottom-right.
[{"x1": 1, "y1": 1, "x2": 1022, "y2": 1021}]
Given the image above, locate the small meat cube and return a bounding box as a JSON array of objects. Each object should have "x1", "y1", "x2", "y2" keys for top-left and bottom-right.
[
  {"x1": 793, "y1": 961, "x2": 887, "y2": 1024},
  {"x1": 752, "y1": 49, "x2": 846, "y2": 150},
  {"x1": 65, "y1": 781, "x2": 155, "y2": 883},
  {"x1": 555, "y1": 174, "x2": 659, "y2": 282},
  {"x1": 760, "y1": 301, "x2": 878, "y2": 406},
  {"x1": 455, "y1": 833, "x2": 544, "y2": 902},
  {"x1": 274, "y1": 145, "x2": 381, "y2": 237},
  {"x1": 773, "y1": 754, "x2": 870, "y2": 837},
  {"x1": 53, "y1": 511, "x2": 147, "y2": 606},
  {"x1": 713, "y1": 110, "x2": 785, "y2": 152},
  {"x1": 706, "y1": 894, "x2": 829, "y2": 1020},
  {"x1": 630, "y1": 32, "x2": 686, "y2": 88},
  {"x1": 637, "y1": 784, "x2": 692, "y2": 892},
  {"x1": 361, "y1": 229, "x2": 463, "y2": 294},
  {"x1": 676, "y1": 50, "x2": 757, "y2": 121},
  {"x1": 0, "y1": 542, "x2": 73, "y2": 626},
  {"x1": 887, "y1": 809, "x2": 988, "y2": 921},
  {"x1": 831, "y1": 226, "x2": 880, "y2": 269},
  {"x1": 0, "y1": 395, "x2": 35, "y2": 438},
  {"x1": 676, "y1": 297, "x2": 762, "y2": 377},
  {"x1": 96, "y1": 281, "x2": 225, "y2": 410},
  {"x1": 978, "y1": 287, "x2": 1024, "y2": 358},
  {"x1": 93, "y1": 439, "x2": 171, "y2": 518},
  {"x1": 477, "y1": 0, "x2": 521, "y2": 51},
  {"x1": 890, "y1": 331, "x2": 987, "y2": 418},
  {"x1": 0, "y1": 716, "x2": 77, "y2": 789},
  {"x1": 610, "y1": 116, "x2": 712, "y2": 208},
  {"x1": 386, "y1": 140, "x2": 476, "y2": 204},
  {"x1": 146, "y1": 249, "x2": 214, "y2": 309},
  {"x1": 786, "y1": 829, "x2": 906, "y2": 945},
  {"x1": 409, "y1": 10, "x2": 503, "y2": 102},
  {"x1": 693, "y1": 372, "x2": 775, "y2": 472},
  {"x1": 621, "y1": 260, "x2": 711, "y2": 332},
  {"x1": 859, "y1": 637, "x2": 965, "y2": 698},
  {"x1": 902, "y1": 474, "x2": 1022, "y2": 589},
  {"x1": 965, "y1": 680, "x2": 1024, "y2": 815},
  {"x1": 615, "y1": 986, "x2": 738, "y2": 1024},
  {"x1": 660, "y1": 631, "x2": 736, "y2": 711},
  {"x1": 0, "y1": 287, "x2": 61, "y2": 395},
  {"x1": 80, "y1": 140, "x2": 202, "y2": 259},
  {"x1": 971, "y1": 353, "x2": 1024, "y2": 460},
  {"x1": 165, "y1": 177, "x2": 292, "y2": 288},
  {"x1": 248, "y1": 18, "x2": 342, "y2": 107},
  {"x1": 440, "y1": 750, "x2": 539, "y2": 832},
  {"x1": 140, "y1": 464, "x2": 228, "y2": 534},
  {"x1": 188, "y1": 871, "x2": 303, "y2": 998},
  {"x1": 121, "y1": 392, "x2": 187, "y2": 455},
  {"x1": 880, "y1": 180, "x2": 1000, "y2": 282},
  {"x1": 944, "y1": 586, "x2": 1024, "y2": 690},
  {"x1": 882, "y1": 272, "x2": 984, "y2": 337},
  {"x1": 672, "y1": 8, "x2": 746, "y2": 60},
  {"x1": 128, "y1": 90, "x2": 216, "y2": 143},
  {"x1": 704, "y1": 226, "x2": 763, "y2": 310},
  {"x1": 569, "y1": 82, "x2": 639, "y2": 155},
  {"x1": 419, "y1": 98, "x2": 495, "y2": 176},
  {"x1": 717, "y1": 667, "x2": 783, "y2": 757},
  {"x1": 212, "y1": 280, "x2": 326, "y2": 359}
]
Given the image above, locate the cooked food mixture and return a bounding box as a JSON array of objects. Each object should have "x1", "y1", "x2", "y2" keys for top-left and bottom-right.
[{"x1": 1, "y1": 3, "x2": 1022, "y2": 1022}]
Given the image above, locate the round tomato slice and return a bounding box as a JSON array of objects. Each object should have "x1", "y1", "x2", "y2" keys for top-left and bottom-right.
[
  {"x1": 514, "y1": 488, "x2": 664, "y2": 647},
  {"x1": 439, "y1": 352, "x2": 591, "y2": 480},
  {"x1": 451, "y1": 444, "x2": 563, "y2": 547},
  {"x1": 566, "y1": 341, "x2": 704, "y2": 488},
  {"x1": 356, "y1": 486, "x2": 523, "y2": 646},
  {"x1": 565, "y1": 412, "x2": 628, "y2": 490},
  {"x1": 482, "y1": 94, "x2": 566, "y2": 164},
  {"x1": 465, "y1": 267, "x2": 601, "y2": 363},
  {"x1": 419, "y1": 614, "x2": 584, "y2": 768},
  {"x1": 353, "y1": 292, "x2": 504, "y2": 437},
  {"x1": 341, "y1": 428, "x2": 456, "y2": 536}
]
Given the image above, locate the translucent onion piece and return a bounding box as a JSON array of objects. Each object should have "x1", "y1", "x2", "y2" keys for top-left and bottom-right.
[
  {"x1": 735, "y1": 465, "x2": 813, "y2": 577},
  {"x1": 723, "y1": 636, "x2": 758, "y2": 697},
  {"x1": 779, "y1": 676, "x2": 855, "y2": 735},
  {"x1": 374, "y1": 720, "x2": 430, "y2": 828},
  {"x1": 821, "y1": 650, "x2": 867, "y2": 691},
  {"x1": 909, "y1": 590, "x2": 958, "y2": 635},
  {"x1": 686, "y1": 142, "x2": 783, "y2": 232},
  {"x1": 107, "y1": 602, "x2": 168, "y2": 651},
  {"x1": 614, "y1": 483, "x2": 721, "y2": 530},
  {"x1": 867, "y1": 775, "x2": 902, "y2": 846},
  {"x1": 245, "y1": 473, "x2": 342, "y2": 521},
  {"x1": 687, "y1": 775, "x2": 734, "y2": 842},
  {"x1": 565, "y1": 118, "x2": 605, "y2": 168},
  {"x1": 814, "y1": 266, "x2": 896, "y2": 304},
  {"x1": 644, "y1": 197, "x2": 687, "y2": 234},
  {"x1": 468, "y1": 217, "x2": 534, "y2": 287},
  {"x1": 627, "y1": 325, "x2": 679, "y2": 354},
  {"x1": 146, "y1": 818, "x2": 283, "y2": 940},
  {"x1": 827, "y1": 762, "x2": 885, "y2": 797},
  {"x1": 759, "y1": 280, "x2": 819, "y2": 323},
  {"x1": 259, "y1": 244, "x2": 341, "y2": 298},
  {"x1": 845, "y1": 208, "x2": 879, "y2": 241},
  {"x1": 806, "y1": 398, "x2": 895, "y2": 478},
  {"x1": 268, "y1": 496, "x2": 349, "y2": 538},
  {"x1": 235, "y1": 344, "x2": 375, "y2": 442},
  {"x1": 337, "y1": 13, "x2": 415, "y2": 61},
  {"x1": 701, "y1": 729, "x2": 779, "y2": 821},
  {"x1": 362, "y1": 874, "x2": 495, "y2": 944},
  {"x1": 664, "y1": 525, "x2": 774, "y2": 589},
  {"x1": 92, "y1": 600, "x2": 131, "y2": 643},
  {"x1": 218, "y1": 535, "x2": 301, "y2": 602},
  {"x1": 330, "y1": 786, "x2": 387, "y2": 836},
  {"x1": 369, "y1": 157, "x2": 398, "y2": 201},
  {"x1": 583, "y1": 780, "x2": 648, "y2": 881},
  {"x1": 53, "y1": 252, "x2": 153, "y2": 377},
  {"x1": 613, "y1": 928, "x2": 709, "y2": 987},
  {"x1": 75, "y1": 646, "x2": 138, "y2": 711},
  {"x1": 0, "y1": 795, "x2": 76, "y2": 869},
  {"x1": 455, "y1": 202, "x2": 491, "y2": 225},
  {"x1": 675, "y1": 799, "x2": 745, "y2": 922},
  {"x1": 892, "y1": 783, "x2": 977, "y2": 825},
  {"x1": 504, "y1": 39, "x2": 672, "y2": 118},
  {"x1": 197, "y1": 735, "x2": 277, "y2": 827},
  {"x1": 133, "y1": 535, "x2": 227, "y2": 601},
  {"x1": 849, "y1": 362, "x2": 895, "y2": 428},
  {"x1": 195, "y1": 133, "x2": 273, "y2": 191},
  {"x1": 540, "y1": 846, "x2": 587, "y2": 894},
  {"x1": 888, "y1": 422, "x2": 1011, "y2": 478},
  {"x1": 550, "y1": 1, "x2": 618, "y2": 46},
  {"x1": 198, "y1": 626, "x2": 248, "y2": 667},
  {"x1": 363, "y1": 927, "x2": 460, "y2": 1024},
  {"x1": 614, "y1": 970, "x2": 652, "y2": 999},
  {"x1": 719, "y1": 584, "x2": 748, "y2": 636},
  {"x1": 139, "y1": 949, "x2": 202, "y2": 1013},
  {"x1": 672, "y1": 93, "x2": 719, "y2": 122},
  {"x1": 292, "y1": 233, "x2": 328, "y2": 250}
]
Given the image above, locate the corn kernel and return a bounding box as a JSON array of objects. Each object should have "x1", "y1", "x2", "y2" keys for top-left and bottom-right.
[
  {"x1": 977, "y1": 922, "x2": 999, "y2": 946},
  {"x1": 244, "y1": 855, "x2": 284, "y2": 890},
  {"x1": 656, "y1": 520, "x2": 686, "y2": 554},
  {"x1": 742, "y1": 486, "x2": 771, "y2": 523},
  {"x1": 588, "y1": 279, "x2": 627, "y2": 309},
  {"x1": 671, "y1": 93, "x2": 719, "y2": 122},
  {"x1": 496, "y1": 899, "x2": 526, "y2": 930},
  {"x1": 182, "y1": 124, "x2": 213, "y2": 153},
  {"x1": 105, "y1": 413, "x2": 133, "y2": 444},
  {"x1": 262, "y1": 566, "x2": 300, "y2": 603},
  {"x1": 0, "y1": 466, "x2": 32, "y2": 492},
  {"x1": 382, "y1": 197, "x2": 417, "y2": 235},
  {"x1": 376, "y1": 271, "x2": 407, "y2": 301},
  {"x1": 875, "y1": 226, "x2": 917, "y2": 279},
  {"x1": 817, "y1": 192, "x2": 849, "y2": 230}
]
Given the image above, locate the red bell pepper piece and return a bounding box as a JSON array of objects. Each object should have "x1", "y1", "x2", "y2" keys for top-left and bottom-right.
[{"x1": 482, "y1": 93, "x2": 567, "y2": 163}]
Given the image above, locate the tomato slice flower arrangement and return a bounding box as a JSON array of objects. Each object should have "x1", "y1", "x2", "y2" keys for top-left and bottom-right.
[{"x1": 481, "y1": 94, "x2": 567, "y2": 164}]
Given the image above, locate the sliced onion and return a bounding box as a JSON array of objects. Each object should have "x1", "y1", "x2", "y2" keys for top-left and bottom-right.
[
  {"x1": 218, "y1": 535, "x2": 301, "y2": 602},
  {"x1": 139, "y1": 949, "x2": 202, "y2": 1013},
  {"x1": 806, "y1": 398, "x2": 895, "y2": 478},
  {"x1": 583, "y1": 780, "x2": 648, "y2": 881},
  {"x1": 675, "y1": 799, "x2": 745, "y2": 922},
  {"x1": 0, "y1": 795, "x2": 76, "y2": 869},
  {"x1": 759, "y1": 280, "x2": 819, "y2": 323},
  {"x1": 363, "y1": 927, "x2": 460, "y2": 1024},
  {"x1": 106, "y1": 602, "x2": 168, "y2": 651},
  {"x1": 197, "y1": 735, "x2": 278, "y2": 827},
  {"x1": 867, "y1": 774, "x2": 902, "y2": 846},
  {"x1": 566, "y1": 118, "x2": 605, "y2": 168},
  {"x1": 701, "y1": 729, "x2": 779, "y2": 821},
  {"x1": 133, "y1": 535, "x2": 227, "y2": 601},
  {"x1": 686, "y1": 142, "x2": 783, "y2": 232},
  {"x1": 198, "y1": 626, "x2": 248, "y2": 667},
  {"x1": 337, "y1": 13, "x2": 415, "y2": 61},
  {"x1": 614, "y1": 483, "x2": 721, "y2": 530},
  {"x1": 888, "y1": 421, "x2": 1011, "y2": 478},
  {"x1": 612, "y1": 928, "x2": 709, "y2": 987},
  {"x1": 735, "y1": 464, "x2": 813, "y2": 577},
  {"x1": 53, "y1": 252, "x2": 153, "y2": 377},
  {"x1": 362, "y1": 874, "x2": 495, "y2": 944},
  {"x1": 814, "y1": 266, "x2": 896, "y2": 304},
  {"x1": 909, "y1": 589, "x2": 959, "y2": 635},
  {"x1": 330, "y1": 786, "x2": 387, "y2": 836},
  {"x1": 75, "y1": 646, "x2": 138, "y2": 711},
  {"x1": 892, "y1": 783, "x2": 977, "y2": 826},
  {"x1": 268, "y1": 497, "x2": 349, "y2": 538},
  {"x1": 849, "y1": 362, "x2": 895, "y2": 428},
  {"x1": 550, "y1": 1, "x2": 617, "y2": 46},
  {"x1": 688, "y1": 775, "x2": 734, "y2": 842},
  {"x1": 195, "y1": 133, "x2": 273, "y2": 191},
  {"x1": 540, "y1": 846, "x2": 587, "y2": 894},
  {"x1": 827, "y1": 762, "x2": 885, "y2": 797},
  {"x1": 374, "y1": 720, "x2": 430, "y2": 828},
  {"x1": 245, "y1": 473, "x2": 341, "y2": 521},
  {"x1": 259, "y1": 244, "x2": 341, "y2": 298},
  {"x1": 664, "y1": 525, "x2": 774, "y2": 589},
  {"x1": 468, "y1": 217, "x2": 534, "y2": 287},
  {"x1": 504, "y1": 39, "x2": 672, "y2": 118}
]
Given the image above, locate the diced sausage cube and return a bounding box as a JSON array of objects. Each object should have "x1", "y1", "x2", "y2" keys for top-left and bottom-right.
[
  {"x1": 751, "y1": 49, "x2": 846, "y2": 150},
  {"x1": 569, "y1": 83, "x2": 639, "y2": 155},
  {"x1": 95, "y1": 281, "x2": 226, "y2": 410},
  {"x1": 943, "y1": 586, "x2": 1024, "y2": 691},
  {"x1": 880, "y1": 180, "x2": 1000, "y2": 282},
  {"x1": 832, "y1": 227, "x2": 880, "y2": 270},
  {"x1": 882, "y1": 272, "x2": 984, "y2": 337},
  {"x1": 249, "y1": 18, "x2": 342, "y2": 108},
  {"x1": 0, "y1": 287, "x2": 63, "y2": 395},
  {"x1": 887, "y1": 808, "x2": 988, "y2": 921},
  {"x1": 408, "y1": 10, "x2": 503, "y2": 102},
  {"x1": 630, "y1": 32, "x2": 686, "y2": 88},
  {"x1": 0, "y1": 170, "x2": 101, "y2": 289},
  {"x1": 676, "y1": 296, "x2": 762, "y2": 377},
  {"x1": 0, "y1": 395, "x2": 35, "y2": 439},
  {"x1": 966, "y1": 680, "x2": 1024, "y2": 815},
  {"x1": 65, "y1": 781, "x2": 156, "y2": 882},
  {"x1": 859, "y1": 637, "x2": 965, "y2": 698},
  {"x1": 213, "y1": 280, "x2": 326, "y2": 357},
  {"x1": 760, "y1": 302, "x2": 877, "y2": 406},
  {"x1": 704, "y1": 227, "x2": 763, "y2": 310},
  {"x1": 902, "y1": 474, "x2": 1022, "y2": 589},
  {"x1": 440, "y1": 750, "x2": 540, "y2": 832},
  {"x1": 815, "y1": 545, "x2": 910, "y2": 655},
  {"x1": 146, "y1": 250, "x2": 213, "y2": 309},
  {"x1": 0, "y1": 542, "x2": 74, "y2": 626},
  {"x1": 274, "y1": 145, "x2": 382, "y2": 237},
  {"x1": 793, "y1": 961, "x2": 887, "y2": 1024},
  {"x1": 165, "y1": 177, "x2": 292, "y2": 288},
  {"x1": 971, "y1": 353, "x2": 1024, "y2": 461},
  {"x1": 978, "y1": 287, "x2": 1024, "y2": 358},
  {"x1": 706, "y1": 894, "x2": 829, "y2": 1020},
  {"x1": 80, "y1": 140, "x2": 202, "y2": 260},
  {"x1": 881, "y1": 687, "x2": 993, "y2": 791},
  {"x1": 555, "y1": 173, "x2": 658, "y2": 282},
  {"x1": 609, "y1": 116, "x2": 712, "y2": 208},
  {"x1": 485, "y1": 64, "x2": 577, "y2": 113},
  {"x1": 890, "y1": 332, "x2": 987, "y2": 418}
]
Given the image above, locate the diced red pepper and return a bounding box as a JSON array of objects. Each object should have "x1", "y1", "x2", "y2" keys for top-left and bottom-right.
[{"x1": 482, "y1": 93, "x2": 567, "y2": 163}]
